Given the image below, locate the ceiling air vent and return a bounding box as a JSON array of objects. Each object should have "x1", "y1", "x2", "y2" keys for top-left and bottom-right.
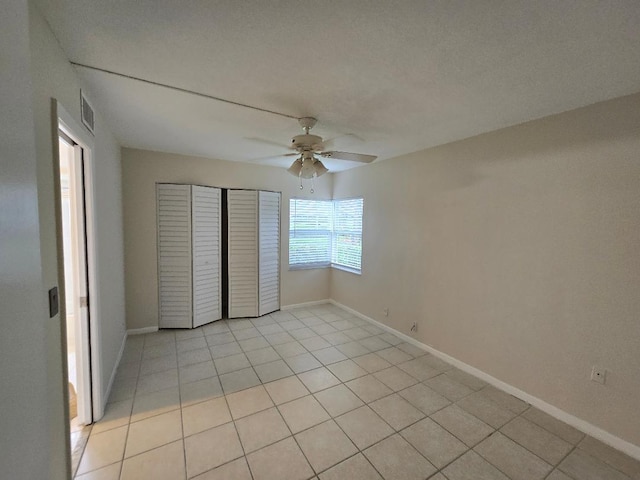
[{"x1": 80, "y1": 90, "x2": 95, "y2": 135}]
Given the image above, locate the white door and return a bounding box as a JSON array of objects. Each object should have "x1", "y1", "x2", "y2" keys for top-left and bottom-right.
[
  {"x1": 157, "y1": 184, "x2": 192, "y2": 328},
  {"x1": 192, "y1": 186, "x2": 222, "y2": 327},
  {"x1": 58, "y1": 131, "x2": 92, "y2": 425},
  {"x1": 258, "y1": 191, "x2": 281, "y2": 316},
  {"x1": 228, "y1": 190, "x2": 258, "y2": 318}
]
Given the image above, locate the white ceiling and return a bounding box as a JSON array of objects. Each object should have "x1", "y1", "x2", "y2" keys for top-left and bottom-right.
[{"x1": 38, "y1": 0, "x2": 640, "y2": 172}]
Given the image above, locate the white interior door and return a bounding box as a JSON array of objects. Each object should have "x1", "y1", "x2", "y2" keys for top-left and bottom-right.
[
  {"x1": 228, "y1": 190, "x2": 258, "y2": 318},
  {"x1": 258, "y1": 191, "x2": 281, "y2": 316},
  {"x1": 59, "y1": 134, "x2": 93, "y2": 425},
  {"x1": 192, "y1": 186, "x2": 222, "y2": 327},
  {"x1": 157, "y1": 184, "x2": 192, "y2": 328},
  {"x1": 68, "y1": 143, "x2": 92, "y2": 424}
]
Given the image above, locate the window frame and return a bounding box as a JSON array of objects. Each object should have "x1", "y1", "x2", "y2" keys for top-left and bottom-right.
[{"x1": 288, "y1": 196, "x2": 363, "y2": 275}]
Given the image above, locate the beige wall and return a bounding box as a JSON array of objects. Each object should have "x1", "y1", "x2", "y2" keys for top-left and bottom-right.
[
  {"x1": 122, "y1": 148, "x2": 332, "y2": 330},
  {"x1": 28, "y1": 3, "x2": 127, "y2": 478},
  {"x1": 0, "y1": 1, "x2": 50, "y2": 478},
  {"x1": 332, "y1": 93, "x2": 640, "y2": 447}
]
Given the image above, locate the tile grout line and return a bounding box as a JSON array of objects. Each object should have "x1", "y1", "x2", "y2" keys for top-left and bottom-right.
[{"x1": 542, "y1": 443, "x2": 580, "y2": 479}]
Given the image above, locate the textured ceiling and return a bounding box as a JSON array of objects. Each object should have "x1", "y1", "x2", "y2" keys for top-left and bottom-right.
[{"x1": 37, "y1": 0, "x2": 640, "y2": 171}]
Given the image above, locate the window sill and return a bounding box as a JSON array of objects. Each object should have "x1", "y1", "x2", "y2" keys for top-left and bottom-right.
[
  {"x1": 288, "y1": 264, "x2": 361, "y2": 275},
  {"x1": 331, "y1": 264, "x2": 361, "y2": 275}
]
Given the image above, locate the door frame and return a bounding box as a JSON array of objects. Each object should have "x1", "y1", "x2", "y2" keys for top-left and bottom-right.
[{"x1": 54, "y1": 100, "x2": 104, "y2": 423}]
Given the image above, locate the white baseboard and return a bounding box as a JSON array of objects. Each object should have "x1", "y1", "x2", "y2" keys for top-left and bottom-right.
[
  {"x1": 329, "y1": 299, "x2": 640, "y2": 461},
  {"x1": 281, "y1": 299, "x2": 331, "y2": 311},
  {"x1": 100, "y1": 331, "x2": 128, "y2": 419},
  {"x1": 127, "y1": 326, "x2": 159, "y2": 335}
]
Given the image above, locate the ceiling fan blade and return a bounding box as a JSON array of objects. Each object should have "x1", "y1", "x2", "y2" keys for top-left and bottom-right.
[
  {"x1": 244, "y1": 137, "x2": 295, "y2": 150},
  {"x1": 321, "y1": 133, "x2": 365, "y2": 151},
  {"x1": 248, "y1": 152, "x2": 298, "y2": 164},
  {"x1": 319, "y1": 151, "x2": 377, "y2": 163}
]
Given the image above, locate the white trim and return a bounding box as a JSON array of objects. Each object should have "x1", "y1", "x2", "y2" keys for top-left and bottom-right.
[
  {"x1": 281, "y1": 299, "x2": 331, "y2": 311},
  {"x1": 330, "y1": 263, "x2": 361, "y2": 275},
  {"x1": 127, "y1": 326, "x2": 159, "y2": 335},
  {"x1": 102, "y1": 331, "x2": 127, "y2": 412},
  {"x1": 329, "y1": 299, "x2": 640, "y2": 461},
  {"x1": 57, "y1": 101, "x2": 105, "y2": 421}
]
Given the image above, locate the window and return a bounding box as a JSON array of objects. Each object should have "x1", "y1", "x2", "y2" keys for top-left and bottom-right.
[
  {"x1": 289, "y1": 197, "x2": 364, "y2": 273},
  {"x1": 332, "y1": 198, "x2": 363, "y2": 272},
  {"x1": 289, "y1": 199, "x2": 333, "y2": 268}
]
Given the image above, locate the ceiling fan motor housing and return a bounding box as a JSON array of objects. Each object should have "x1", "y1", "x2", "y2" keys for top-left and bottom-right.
[{"x1": 291, "y1": 134, "x2": 324, "y2": 152}]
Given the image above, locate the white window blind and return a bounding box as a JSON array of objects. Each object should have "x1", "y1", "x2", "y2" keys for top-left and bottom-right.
[
  {"x1": 289, "y1": 197, "x2": 363, "y2": 273},
  {"x1": 289, "y1": 199, "x2": 333, "y2": 268},
  {"x1": 332, "y1": 198, "x2": 363, "y2": 272}
]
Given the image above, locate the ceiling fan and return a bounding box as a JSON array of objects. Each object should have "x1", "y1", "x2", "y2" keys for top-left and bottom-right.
[{"x1": 254, "y1": 117, "x2": 376, "y2": 190}]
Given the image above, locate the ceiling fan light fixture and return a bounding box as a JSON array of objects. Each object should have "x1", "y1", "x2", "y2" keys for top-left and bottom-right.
[
  {"x1": 287, "y1": 158, "x2": 303, "y2": 177},
  {"x1": 300, "y1": 155, "x2": 316, "y2": 179},
  {"x1": 313, "y1": 159, "x2": 328, "y2": 177}
]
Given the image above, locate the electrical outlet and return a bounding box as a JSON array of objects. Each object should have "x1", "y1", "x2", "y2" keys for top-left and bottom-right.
[
  {"x1": 410, "y1": 322, "x2": 418, "y2": 333},
  {"x1": 383, "y1": 308, "x2": 389, "y2": 317},
  {"x1": 591, "y1": 366, "x2": 607, "y2": 385}
]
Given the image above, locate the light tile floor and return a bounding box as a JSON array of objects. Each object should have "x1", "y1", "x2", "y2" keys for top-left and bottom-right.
[{"x1": 75, "y1": 304, "x2": 640, "y2": 480}]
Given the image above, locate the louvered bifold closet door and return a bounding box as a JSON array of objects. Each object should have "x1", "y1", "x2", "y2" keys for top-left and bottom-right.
[
  {"x1": 157, "y1": 184, "x2": 192, "y2": 328},
  {"x1": 258, "y1": 191, "x2": 281, "y2": 316},
  {"x1": 228, "y1": 190, "x2": 259, "y2": 318},
  {"x1": 192, "y1": 186, "x2": 222, "y2": 328}
]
